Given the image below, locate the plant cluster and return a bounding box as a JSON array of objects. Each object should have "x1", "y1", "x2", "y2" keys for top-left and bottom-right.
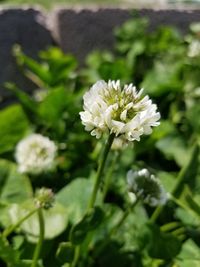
[{"x1": 0, "y1": 16, "x2": 200, "y2": 267}]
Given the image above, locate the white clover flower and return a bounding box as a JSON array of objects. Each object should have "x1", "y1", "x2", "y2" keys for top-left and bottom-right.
[
  {"x1": 15, "y1": 134, "x2": 57, "y2": 175},
  {"x1": 80, "y1": 80, "x2": 160, "y2": 141},
  {"x1": 188, "y1": 40, "x2": 200, "y2": 58},
  {"x1": 127, "y1": 168, "x2": 167, "y2": 207}
]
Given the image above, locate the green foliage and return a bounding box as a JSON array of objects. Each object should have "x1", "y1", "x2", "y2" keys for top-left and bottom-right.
[
  {"x1": 0, "y1": 105, "x2": 30, "y2": 154},
  {"x1": 56, "y1": 242, "x2": 75, "y2": 263},
  {"x1": 175, "y1": 239, "x2": 200, "y2": 267},
  {"x1": 0, "y1": 15, "x2": 200, "y2": 267},
  {"x1": 56, "y1": 178, "x2": 95, "y2": 223},
  {"x1": 5, "y1": 201, "x2": 68, "y2": 241},
  {"x1": 70, "y1": 207, "x2": 104, "y2": 245},
  {"x1": 144, "y1": 223, "x2": 182, "y2": 260},
  {"x1": 13, "y1": 46, "x2": 77, "y2": 88},
  {"x1": 0, "y1": 160, "x2": 32, "y2": 204},
  {"x1": 0, "y1": 235, "x2": 21, "y2": 266}
]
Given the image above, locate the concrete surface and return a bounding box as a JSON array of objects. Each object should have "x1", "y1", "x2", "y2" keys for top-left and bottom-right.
[{"x1": 0, "y1": 7, "x2": 199, "y2": 104}]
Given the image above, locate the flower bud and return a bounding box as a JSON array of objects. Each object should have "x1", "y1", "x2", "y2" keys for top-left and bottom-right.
[
  {"x1": 127, "y1": 169, "x2": 167, "y2": 207},
  {"x1": 35, "y1": 188, "x2": 54, "y2": 210}
]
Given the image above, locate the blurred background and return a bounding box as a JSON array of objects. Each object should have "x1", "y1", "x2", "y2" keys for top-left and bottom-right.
[{"x1": 0, "y1": 0, "x2": 199, "y2": 8}]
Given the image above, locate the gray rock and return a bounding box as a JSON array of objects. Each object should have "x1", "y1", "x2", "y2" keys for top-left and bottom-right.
[
  {"x1": 50, "y1": 8, "x2": 200, "y2": 63},
  {"x1": 0, "y1": 6, "x2": 200, "y2": 105},
  {"x1": 50, "y1": 8, "x2": 131, "y2": 63},
  {"x1": 0, "y1": 8, "x2": 54, "y2": 103}
]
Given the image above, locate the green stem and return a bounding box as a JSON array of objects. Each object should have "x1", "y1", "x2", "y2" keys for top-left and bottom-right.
[
  {"x1": 102, "y1": 151, "x2": 119, "y2": 201},
  {"x1": 71, "y1": 246, "x2": 80, "y2": 267},
  {"x1": 170, "y1": 195, "x2": 200, "y2": 222},
  {"x1": 171, "y1": 227, "x2": 185, "y2": 237},
  {"x1": 172, "y1": 143, "x2": 199, "y2": 198},
  {"x1": 31, "y1": 209, "x2": 45, "y2": 267},
  {"x1": 70, "y1": 134, "x2": 114, "y2": 267},
  {"x1": 150, "y1": 205, "x2": 163, "y2": 223},
  {"x1": 2, "y1": 207, "x2": 39, "y2": 238},
  {"x1": 150, "y1": 143, "x2": 199, "y2": 224},
  {"x1": 88, "y1": 134, "x2": 115, "y2": 209},
  {"x1": 160, "y1": 221, "x2": 181, "y2": 232}
]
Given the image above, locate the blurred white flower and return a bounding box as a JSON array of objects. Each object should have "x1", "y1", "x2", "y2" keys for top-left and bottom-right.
[
  {"x1": 188, "y1": 40, "x2": 200, "y2": 58},
  {"x1": 33, "y1": 88, "x2": 48, "y2": 102},
  {"x1": 127, "y1": 168, "x2": 167, "y2": 207},
  {"x1": 80, "y1": 80, "x2": 160, "y2": 141},
  {"x1": 15, "y1": 134, "x2": 57, "y2": 175}
]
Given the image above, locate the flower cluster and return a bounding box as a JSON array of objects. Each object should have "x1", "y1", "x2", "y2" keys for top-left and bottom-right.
[
  {"x1": 15, "y1": 133, "x2": 57, "y2": 175},
  {"x1": 80, "y1": 80, "x2": 160, "y2": 141},
  {"x1": 127, "y1": 168, "x2": 167, "y2": 207},
  {"x1": 34, "y1": 188, "x2": 55, "y2": 210}
]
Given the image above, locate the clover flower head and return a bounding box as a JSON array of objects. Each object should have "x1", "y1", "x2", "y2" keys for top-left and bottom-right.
[
  {"x1": 80, "y1": 80, "x2": 160, "y2": 141},
  {"x1": 127, "y1": 168, "x2": 167, "y2": 207},
  {"x1": 35, "y1": 188, "x2": 54, "y2": 210},
  {"x1": 188, "y1": 40, "x2": 200, "y2": 58},
  {"x1": 15, "y1": 133, "x2": 57, "y2": 175}
]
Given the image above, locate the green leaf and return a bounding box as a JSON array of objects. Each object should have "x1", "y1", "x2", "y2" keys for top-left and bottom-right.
[
  {"x1": 115, "y1": 17, "x2": 148, "y2": 44},
  {"x1": 156, "y1": 135, "x2": 189, "y2": 167},
  {"x1": 70, "y1": 206, "x2": 104, "y2": 245},
  {"x1": 7, "y1": 201, "x2": 68, "y2": 241},
  {"x1": 173, "y1": 143, "x2": 199, "y2": 198},
  {"x1": 0, "y1": 235, "x2": 21, "y2": 266},
  {"x1": 5, "y1": 83, "x2": 38, "y2": 123},
  {"x1": 126, "y1": 41, "x2": 145, "y2": 68},
  {"x1": 22, "y1": 259, "x2": 43, "y2": 266},
  {"x1": 39, "y1": 87, "x2": 68, "y2": 125},
  {"x1": 18, "y1": 260, "x2": 44, "y2": 267},
  {"x1": 186, "y1": 104, "x2": 200, "y2": 134},
  {"x1": 0, "y1": 105, "x2": 30, "y2": 154},
  {"x1": 175, "y1": 239, "x2": 200, "y2": 267},
  {"x1": 176, "y1": 186, "x2": 200, "y2": 221},
  {"x1": 175, "y1": 207, "x2": 200, "y2": 226},
  {"x1": 185, "y1": 193, "x2": 200, "y2": 218},
  {"x1": 39, "y1": 47, "x2": 77, "y2": 86},
  {"x1": 0, "y1": 160, "x2": 33, "y2": 204},
  {"x1": 56, "y1": 178, "x2": 95, "y2": 223},
  {"x1": 141, "y1": 60, "x2": 183, "y2": 97},
  {"x1": 144, "y1": 223, "x2": 182, "y2": 260},
  {"x1": 157, "y1": 171, "x2": 176, "y2": 193},
  {"x1": 56, "y1": 242, "x2": 75, "y2": 263},
  {"x1": 13, "y1": 45, "x2": 50, "y2": 86},
  {"x1": 14, "y1": 46, "x2": 77, "y2": 88},
  {"x1": 98, "y1": 59, "x2": 132, "y2": 81}
]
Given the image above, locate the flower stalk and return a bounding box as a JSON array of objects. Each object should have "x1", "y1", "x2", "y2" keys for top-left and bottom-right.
[
  {"x1": 2, "y1": 207, "x2": 39, "y2": 239},
  {"x1": 88, "y1": 133, "x2": 115, "y2": 209},
  {"x1": 102, "y1": 151, "x2": 119, "y2": 201},
  {"x1": 31, "y1": 209, "x2": 45, "y2": 267},
  {"x1": 70, "y1": 246, "x2": 81, "y2": 267}
]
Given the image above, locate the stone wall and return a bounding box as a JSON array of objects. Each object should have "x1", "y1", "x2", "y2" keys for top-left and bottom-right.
[
  {"x1": 0, "y1": 6, "x2": 199, "y2": 103},
  {"x1": 50, "y1": 8, "x2": 200, "y2": 61}
]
